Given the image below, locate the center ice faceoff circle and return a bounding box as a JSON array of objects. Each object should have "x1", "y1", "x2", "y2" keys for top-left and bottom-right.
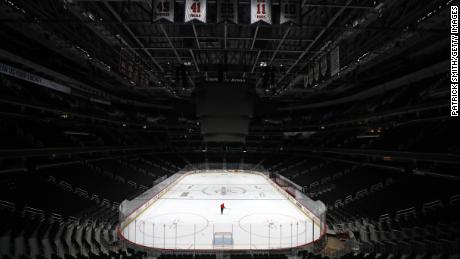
[{"x1": 201, "y1": 185, "x2": 247, "y2": 196}]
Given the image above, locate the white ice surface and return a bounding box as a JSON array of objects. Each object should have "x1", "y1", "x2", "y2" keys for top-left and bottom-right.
[{"x1": 121, "y1": 171, "x2": 320, "y2": 250}]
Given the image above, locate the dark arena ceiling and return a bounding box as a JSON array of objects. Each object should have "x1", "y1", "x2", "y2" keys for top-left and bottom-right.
[{"x1": 0, "y1": 0, "x2": 457, "y2": 165}]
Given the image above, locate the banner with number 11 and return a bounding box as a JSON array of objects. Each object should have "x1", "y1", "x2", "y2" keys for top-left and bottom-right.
[{"x1": 251, "y1": 0, "x2": 272, "y2": 24}]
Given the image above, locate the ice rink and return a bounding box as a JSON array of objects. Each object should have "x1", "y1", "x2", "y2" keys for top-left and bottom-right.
[{"x1": 121, "y1": 171, "x2": 321, "y2": 250}]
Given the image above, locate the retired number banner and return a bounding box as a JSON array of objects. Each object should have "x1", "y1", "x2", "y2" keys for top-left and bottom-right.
[
  {"x1": 280, "y1": 0, "x2": 300, "y2": 24},
  {"x1": 185, "y1": 0, "x2": 207, "y2": 22},
  {"x1": 304, "y1": 74, "x2": 309, "y2": 88},
  {"x1": 330, "y1": 46, "x2": 340, "y2": 76},
  {"x1": 217, "y1": 0, "x2": 238, "y2": 23},
  {"x1": 251, "y1": 0, "x2": 271, "y2": 24},
  {"x1": 153, "y1": 0, "x2": 174, "y2": 22},
  {"x1": 320, "y1": 54, "x2": 328, "y2": 76},
  {"x1": 308, "y1": 67, "x2": 314, "y2": 85},
  {"x1": 314, "y1": 60, "x2": 320, "y2": 81}
]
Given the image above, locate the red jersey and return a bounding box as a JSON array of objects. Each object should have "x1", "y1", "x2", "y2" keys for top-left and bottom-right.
[{"x1": 220, "y1": 203, "x2": 225, "y2": 209}]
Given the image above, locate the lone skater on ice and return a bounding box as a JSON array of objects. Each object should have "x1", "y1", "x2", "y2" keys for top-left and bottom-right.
[{"x1": 220, "y1": 203, "x2": 225, "y2": 214}]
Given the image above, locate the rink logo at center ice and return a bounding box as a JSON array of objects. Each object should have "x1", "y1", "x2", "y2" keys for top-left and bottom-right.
[{"x1": 201, "y1": 185, "x2": 247, "y2": 196}]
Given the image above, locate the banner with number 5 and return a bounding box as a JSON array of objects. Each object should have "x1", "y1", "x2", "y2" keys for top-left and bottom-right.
[
  {"x1": 185, "y1": 0, "x2": 207, "y2": 23},
  {"x1": 251, "y1": 0, "x2": 271, "y2": 24}
]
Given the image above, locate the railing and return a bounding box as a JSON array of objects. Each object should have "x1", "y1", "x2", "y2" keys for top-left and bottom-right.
[{"x1": 119, "y1": 219, "x2": 322, "y2": 251}]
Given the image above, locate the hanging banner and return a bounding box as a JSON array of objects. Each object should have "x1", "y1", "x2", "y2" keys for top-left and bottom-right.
[
  {"x1": 320, "y1": 54, "x2": 328, "y2": 76},
  {"x1": 144, "y1": 71, "x2": 150, "y2": 87},
  {"x1": 280, "y1": 0, "x2": 300, "y2": 24},
  {"x1": 330, "y1": 46, "x2": 340, "y2": 76},
  {"x1": 251, "y1": 0, "x2": 272, "y2": 24},
  {"x1": 153, "y1": 0, "x2": 174, "y2": 22},
  {"x1": 308, "y1": 67, "x2": 314, "y2": 85},
  {"x1": 138, "y1": 69, "x2": 144, "y2": 86},
  {"x1": 127, "y1": 62, "x2": 134, "y2": 81},
  {"x1": 132, "y1": 63, "x2": 138, "y2": 83},
  {"x1": 217, "y1": 0, "x2": 238, "y2": 23},
  {"x1": 120, "y1": 49, "x2": 149, "y2": 86},
  {"x1": 185, "y1": 0, "x2": 207, "y2": 23},
  {"x1": 314, "y1": 60, "x2": 320, "y2": 81},
  {"x1": 119, "y1": 49, "x2": 134, "y2": 77},
  {"x1": 138, "y1": 70, "x2": 149, "y2": 87}
]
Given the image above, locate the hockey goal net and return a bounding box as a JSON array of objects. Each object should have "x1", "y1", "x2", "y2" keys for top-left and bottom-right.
[{"x1": 213, "y1": 232, "x2": 233, "y2": 248}]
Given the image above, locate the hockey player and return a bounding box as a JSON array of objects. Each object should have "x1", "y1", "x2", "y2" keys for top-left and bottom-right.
[{"x1": 220, "y1": 203, "x2": 225, "y2": 214}]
